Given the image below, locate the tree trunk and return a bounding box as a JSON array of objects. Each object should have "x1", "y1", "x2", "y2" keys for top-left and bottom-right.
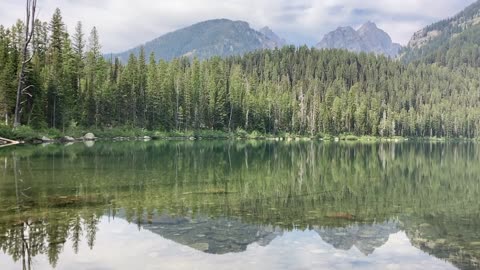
[{"x1": 14, "y1": 0, "x2": 37, "y2": 128}]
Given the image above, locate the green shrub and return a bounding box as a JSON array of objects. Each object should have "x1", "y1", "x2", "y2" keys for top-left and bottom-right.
[
  {"x1": 0, "y1": 125, "x2": 15, "y2": 139},
  {"x1": 235, "y1": 128, "x2": 248, "y2": 138},
  {"x1": 248, "y1": 130, "x2": 264, "y2": 139}
]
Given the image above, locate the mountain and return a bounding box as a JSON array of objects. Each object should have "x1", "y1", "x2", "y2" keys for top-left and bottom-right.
[
  {"x1": 259, "y1": 26, "x2": 287, "y2": 47},
  {"x1": 316, "y1": 21, "x2": 402, "y2": 57},
  {"x1": 402, "y1": 0, "x2": 480, "y2": 67},
  {"x1": 112, "y1": 19, "x2": 286, "y2": 62}
]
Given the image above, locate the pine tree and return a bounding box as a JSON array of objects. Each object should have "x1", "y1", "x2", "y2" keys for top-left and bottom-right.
[
  {"x1": 46, "y1": 8, "x2": 65, "y2": 128},
  {"x1": 207, "y1": 57, "x2": 227, "y2": 129},
  {"x1": 72, "y1": 21, "x2": 85, "y2": 122},
  {"x1": 136, "y1": 47, "x2": 147, "y2": 128},
  {"x1": 84, "y1": 26, "x2": 101, "y2": 127}
]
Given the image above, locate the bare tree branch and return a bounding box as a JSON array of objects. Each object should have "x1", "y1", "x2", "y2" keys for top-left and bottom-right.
[
  {"x1": 21, "y1": 85, "x2": 34, "y2": 93},
  {"x1": 23, "y1": 54, "x2": 34, "y2": 65}
]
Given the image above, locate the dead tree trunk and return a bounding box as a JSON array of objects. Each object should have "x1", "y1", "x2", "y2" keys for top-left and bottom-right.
[{"x1": 13, "y1": 0, "x2": 37, "y2": 128}]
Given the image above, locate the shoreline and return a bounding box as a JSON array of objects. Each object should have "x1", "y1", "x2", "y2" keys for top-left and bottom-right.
[
  {"x1": 1, "y1": 133, "x2": 478, "y2": 147},
  {"x1": 1, "y1": 125, "x2": 478, "y2": 146}
]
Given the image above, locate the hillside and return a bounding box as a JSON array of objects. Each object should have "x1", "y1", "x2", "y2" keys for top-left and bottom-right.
[
  {"x1": 112, "y1": 19, "x2": 285, "y2": 62},
  {"x1": 402, "y1": 0, "x2": 480, "y2": 67}
]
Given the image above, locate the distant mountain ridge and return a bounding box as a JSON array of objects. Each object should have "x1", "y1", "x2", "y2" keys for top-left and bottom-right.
[
  {"x1": 259, "y1": 26, "x2": 287, "y2": 47},
  {"x1": 316, "y1": 21, "x2": 402, "y2": 57},
  {"x1": 402, "y1": 0, "x2": 480, "y2": 66},
  {"x1": 112, "y1": 19, "x2": 286, "y2": 62}
]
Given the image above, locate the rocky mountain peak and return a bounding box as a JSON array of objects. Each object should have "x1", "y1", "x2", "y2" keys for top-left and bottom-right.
[
  {"x1": 358, "y1": 21, "x2": 377, "y2": 30},
  {"x1": 316, "y1": 21, "x2": 401, "y2": 57},
  {"x1": 112, "y1": 19, "x2": 287, "y2": 62},
  {"x1": 259, "y1": 26, "x2": 287, "y2": 47}
]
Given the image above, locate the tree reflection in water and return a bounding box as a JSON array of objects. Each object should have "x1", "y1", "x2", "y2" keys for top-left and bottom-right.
[{"x1": 0, "y1": 141, "x2": 479, "y2": 269}]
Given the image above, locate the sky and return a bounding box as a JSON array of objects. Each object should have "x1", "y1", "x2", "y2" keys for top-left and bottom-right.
[{"x1": 0, "y1": 0, "x2": 476, "y2": 53}]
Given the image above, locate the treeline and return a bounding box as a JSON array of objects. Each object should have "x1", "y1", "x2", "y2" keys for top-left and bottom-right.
[{"x1": 1, "y1": 8, "x2": 480, "y2": 137}]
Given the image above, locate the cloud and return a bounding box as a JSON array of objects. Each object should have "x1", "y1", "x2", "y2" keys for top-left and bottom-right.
[
  {"x1": 0, "y1": 0, "x2": 476, "y2": 52},
  {"x1": 0, "y1": 217, "x2": 458, "y2": 270}
]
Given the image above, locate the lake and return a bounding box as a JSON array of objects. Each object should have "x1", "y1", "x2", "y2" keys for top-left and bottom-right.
[{"x1": 0, "y1": 141, "x2": 479, "y2": 270}]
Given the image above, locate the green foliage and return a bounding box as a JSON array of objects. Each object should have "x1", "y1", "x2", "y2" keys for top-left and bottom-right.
[
  {"x1": 2, "y1": 8, "x2": 480, "y2": 139},
  {"x1": 0, "y1": 125, "x2": 62, "y2": 140}
]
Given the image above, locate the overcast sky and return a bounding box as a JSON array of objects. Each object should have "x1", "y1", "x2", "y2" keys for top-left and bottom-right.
[{"x1": 0, "y1": 0, "x2": 476, "y2": 53}]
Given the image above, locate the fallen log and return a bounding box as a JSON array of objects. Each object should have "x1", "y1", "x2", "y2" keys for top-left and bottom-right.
[{"x1": 0, "y1": 137, "x2": 21, "y2": 148}]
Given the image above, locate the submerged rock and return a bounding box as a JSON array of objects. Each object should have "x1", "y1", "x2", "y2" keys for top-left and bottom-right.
[
  {"x1": 47, "y1": 195, "x2": 105, "y2": 207},
  {"x1": 60, "y1": 136, "x2": 75, "y2": 143},
  {"x1": 41, "y1": 136, "x2": 54, "y2": 142},
  {"x1": 191, "y1": 242, "x2": 209, "y2": 252},
  {"x1": 325, "y1": 212, "x2": 356, "y2": 220}
]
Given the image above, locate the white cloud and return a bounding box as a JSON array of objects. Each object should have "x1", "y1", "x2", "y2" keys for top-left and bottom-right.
[{"x1": 0, "y1": 0, "x2": 476, "y2": 52}]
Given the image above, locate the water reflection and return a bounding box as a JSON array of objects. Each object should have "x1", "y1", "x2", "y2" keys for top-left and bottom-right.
[
  {"x1": 139, "y1": 214, "x2": 283, "y2": 254},
  {"x1": 0, "y1": 141, "x2": 479, "y2": 269},
  {"x1": 315, "y1": 221, "x2": 400, "y2": 255},
  {"x1": 0, "y1": 216, "x2": 459, "y2": 270}
]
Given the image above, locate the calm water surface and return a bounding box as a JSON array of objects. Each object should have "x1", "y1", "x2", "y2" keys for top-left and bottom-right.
[{"x1": 0, "y1": 141, "x2": 479, "y2": 270}]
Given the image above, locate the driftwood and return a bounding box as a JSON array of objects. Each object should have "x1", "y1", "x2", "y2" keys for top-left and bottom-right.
[{"x1": 0, "y1": 137, "x2": 20, "y2": 148}]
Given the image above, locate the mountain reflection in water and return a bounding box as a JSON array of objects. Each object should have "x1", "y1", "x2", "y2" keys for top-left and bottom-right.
[{"x1": 0, "y1": 141, "x2": 479, "y2": 269}]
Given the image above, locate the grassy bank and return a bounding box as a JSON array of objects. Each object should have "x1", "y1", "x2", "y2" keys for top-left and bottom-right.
[{"x1": 0, "y1": 125, "x2": 478, "y2": 144}]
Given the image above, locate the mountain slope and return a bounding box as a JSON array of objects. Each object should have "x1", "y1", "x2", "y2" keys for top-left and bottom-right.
[
  {"x1": 402, "y1": 0, "x2": 480, "y2": 67},
  {"x1": 316, "y1": 21, "x2": 401, "y2": 57},
  {"x1": 259, "y1": 26, "x2": 287, "y2": 47},
  {"x1": 113, "y1": 19, "x2": 285, "y2": 62}
]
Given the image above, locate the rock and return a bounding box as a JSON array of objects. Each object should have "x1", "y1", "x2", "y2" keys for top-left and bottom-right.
[
  {"x1": 60, "y1": 136, "x2": 75, "y2": 143},
  {"x1": 30, "y1": 138, "x2": 44, "y2": 144},
  {"x1": 325, "y1": 212, "x2": 356, "y2": 220},
  {"x1": 41, "y1": 136, "x2": 54, "y2": 142},
  {"x1": 189, "y1": 137, "x2": 196, "y2": 141},
  {"x1": 83, "y1": 133, "x2": 96, "y2": 141},
  {"x1": 143, "y1": 136, "x2": 152, "y2": 141},
  {"x1": 408, "y1": 29, "x2": 441, "y2": 49},
  {"x1": 190, "y1": 242, "x2": 209, "y2": 252},
  {"x1": 435, "y1": 239, "x2": 447, "y2": 245},
  {"x1": 425, "y1": 241, "x2": 436, "y2": 249}
]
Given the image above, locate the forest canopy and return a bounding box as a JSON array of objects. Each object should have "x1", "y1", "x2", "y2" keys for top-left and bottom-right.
[{"x1": 1, "y1": 8, "x2": 480, "y2": 138}]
